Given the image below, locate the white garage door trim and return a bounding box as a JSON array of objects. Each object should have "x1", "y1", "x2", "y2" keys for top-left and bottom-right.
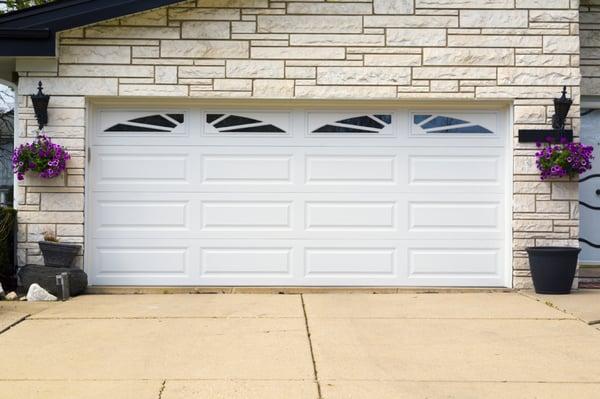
[{"x1": 85, "y1": 102, "x2": 513, "y2": 287}]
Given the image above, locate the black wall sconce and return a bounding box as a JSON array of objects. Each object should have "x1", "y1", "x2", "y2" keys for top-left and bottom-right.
[
  {"x1": 518, "y1": 86, "x2": 573, "y2": 143},
  {"x1": 31, "y1": 81, "x2": 50, "y2": 131}
]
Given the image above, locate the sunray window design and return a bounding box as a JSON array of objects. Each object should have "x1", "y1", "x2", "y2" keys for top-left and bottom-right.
[
  {"x1": 312, "y1": 115, "x2": 392, "y2": 134},
  {"x1": 104, "y1": 114, "x2": 184, "y2": 133},
  {"x1": 206, "y1": 114, "x2": 286, "y2": 133},
  {"x1": 413, "y1": 114, "x2": 493, "y2": 134}
]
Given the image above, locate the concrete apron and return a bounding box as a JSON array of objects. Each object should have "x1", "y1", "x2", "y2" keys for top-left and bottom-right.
[{"x1": 0, "y1": 293, "x2": 599, "y2": 399}]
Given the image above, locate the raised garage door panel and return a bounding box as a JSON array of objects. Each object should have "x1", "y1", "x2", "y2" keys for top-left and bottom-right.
[{"x1": 89, "y1": 108, "x2": 508, "y2": 286}]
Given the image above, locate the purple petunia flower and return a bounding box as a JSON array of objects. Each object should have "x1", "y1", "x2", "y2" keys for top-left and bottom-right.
[
  {"x1": 535, "y1": 138, "x2": 594, "y2": 180},
  {"x1": 12, "y1": 135, "x2": 71, "y2": 181}
]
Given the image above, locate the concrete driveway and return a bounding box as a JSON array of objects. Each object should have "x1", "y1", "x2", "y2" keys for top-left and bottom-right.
[{"x1": 1, "y1": 292, "x2": 600, "y2": 398}]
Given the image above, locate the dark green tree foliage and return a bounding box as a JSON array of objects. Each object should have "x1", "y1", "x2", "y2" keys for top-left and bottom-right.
[{"x1": 3, "y1": 0, "x2": 54, "y2": 12}]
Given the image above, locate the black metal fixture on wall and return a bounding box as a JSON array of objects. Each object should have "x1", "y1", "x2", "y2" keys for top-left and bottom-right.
[
  {"x1": 518, "y1": 86, "x2": 574, "y2": 143},
  {"x1": 31, "y1": 81, "x2": 50, "y2": 131}
]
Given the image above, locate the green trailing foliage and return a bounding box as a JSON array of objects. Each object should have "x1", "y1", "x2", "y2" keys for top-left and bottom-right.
[{"x1": 3, "y1": 0, "x2": 55, "y2": 12}]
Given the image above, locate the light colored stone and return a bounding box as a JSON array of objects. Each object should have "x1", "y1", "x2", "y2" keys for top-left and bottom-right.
[
  {"x1": 178, "y1": 66, "x2": 224, "y2": 79},
  {"x1": 516, "y1": 54, "x2": 570, "y2": 67},
  {"x1": 423, "y1": 48, "x2": 513, "y2": 66},
  {"x1": 413, "y1": 67, "x2": 496, "y2": 79},
  {"x1": 5, "y1": 292, "x2": 18, "y2": 301},
  {"x1": 287, "y1": 2, "x2": 372, "y2": 14},
  {"x1": 119, "y1": 84, "x2": 188, "y2": 96},
  {"x1": 514, "y1": 106, "x2": 546, "y2": 123},
  {"x1": 226, "y1": 60, "x2": 284, "y2": 78},
  {"x1": 41, "y1": 193, "x2": 84, "y2": 212},
  {"x1": 544, "y1": 36, "x2": 580, "y2": 54},
  {"x1": 132, "y1": 46, "x2": 159, "y2": 58},
  {"x1": 168, "y1": 7, "x2": 239, "y2": 21},
  {"x1": 530, "y1": 10, "x2": 578, "y2": 23},
  {"x1": 120, "y1": 9, "x2": 167, "y2": 26},
  {"x1": 373, "y1": 0, "x2": 414, "y2": 15},
  {"x1": 387, "y1": 28, "x2": 446, "y2": 46},
  {"x1": 253, "y1": 79, "x2": 295, "y2": 97},
  {"x1": 417, "y1": 0, "x2": 512, "y2": 7},
  {"x1": 516, "y1": 0, "x2": 570, "y2": 7},
  {"x1": 155, "y1": 66, "x2": 178, "y2": 84},
  {"x1": 514, "y1": 194, "x2": 536, "y2": 212},
  {"x1": 514, "y1": 156, "x2": 538, "y2": 174},
  {"x1": 290, "y1": 34, "x2": 384, "y2": 47},
  {"x1": 364, "y1": 54, "x2": 421, "y2": 66},
  {"x1": 161, "y1": 40, "x2": 249, "y2": 58},
  {"x1": 181, "y1": 21, "x2": 230, "y2": 39},
  {"x1": 59, "y1": 46, "x2": 130, "y2": 64},
  {"x1": 18, "y1": 77, "x2": 118, "y2": 96},
  {"x1": 513, "y1": 219, "x2": 554, "y2": 232},
  {"x1": 295, "y1": 85, "x2": 397, "y2": 98},
  {"x1": 19, "y1": 212, "x2": 83, "y2": 224},
  {"x1": 213, "y1": 79, "x2": 252, "y2": 91},
  {"x1": 317, "y1": 66, "x2": 411, "y2": 85},
  {"x1": 430, "y1": 80, "x2": 459, "y2": 92},
  {"x1": 497, "y1": 68, "x2": 580, "y2": 86},
  {"x1": 252, "y1": 47, "x2": 345, "y2": 60},
  {"x1": 448, "y1": 35, "x2": 541, "y2": 48},
  {"x1": 59, "y1": 64, "x2": 154, "y2": 78},
  {"x1": 85, "y1": 26, "x2": 179, "y2": 39},
  {"x1": 257, "y1": 15, "x2": 362, "y2": 33},
  {"x1": 56, "y1": 224, "x2": 84, "y2": 237},
  {"x1": 461, "y1": 10, "x2": 528, "y2": 28},
  {"x1": 364, "y1": 15, "x2": 457, "y2": 28},
  {"x1": 207, "y1": 0, "x2": 270, "y2": 6},
  {"x1": 285, "y1": 67, "x2": 315, "y2": 79}
]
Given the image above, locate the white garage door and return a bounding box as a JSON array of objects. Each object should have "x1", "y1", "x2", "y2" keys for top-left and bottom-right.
[{"x1": 88, "y1": 107, "x2": 509, "y2": 287}]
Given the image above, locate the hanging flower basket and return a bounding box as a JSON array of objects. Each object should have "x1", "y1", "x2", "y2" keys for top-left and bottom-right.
[
  {"x1": 535, "y1": 137, "x2": 593, "y2": 180},
  {"x1": 12, "y1": 135, "x2": 71, "y2": 181}
]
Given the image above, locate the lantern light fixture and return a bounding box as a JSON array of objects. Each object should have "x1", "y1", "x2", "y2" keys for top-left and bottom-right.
[
  {"x1": 552, "y1": 86, "x2": 573, "y2": 131},
  {"x1": 31, "y1": 81, "x2": 50, "y2": 131}
]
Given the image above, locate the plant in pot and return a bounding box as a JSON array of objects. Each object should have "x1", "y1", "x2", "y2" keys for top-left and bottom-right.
[
  {"x1": 527, "y1": 137, "x2": 594, "y2": 294},
  {"x1": 12, "y1": 134, "x2": 70, "y2": 181},
  {"x1": 38, "y1": 231, "x2": 81, "y2": 268}
]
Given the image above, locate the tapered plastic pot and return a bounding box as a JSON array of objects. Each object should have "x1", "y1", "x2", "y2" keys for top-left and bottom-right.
[
  {"x1": 526, "y1": 247, "x2": 581, "y2": 294},
  {"x1": 38, "y1": 241, "x2": 81, "y2": 268}
]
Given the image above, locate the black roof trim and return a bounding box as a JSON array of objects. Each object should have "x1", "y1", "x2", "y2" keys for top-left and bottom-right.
[{"x1": 0, "y1": 0, "x2": 185, "y2": 57}]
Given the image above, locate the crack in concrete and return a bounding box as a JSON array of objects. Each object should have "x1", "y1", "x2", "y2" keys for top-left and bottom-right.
[
  {"x1": 157, "y1": 380, "x2": 166, "y2": 399},
  {"x1": 0, "y1": 314, "x2": 30, "y2": 335},
  {"x1": 301, "y1": 294, "x2": 322, "y2": 399}
]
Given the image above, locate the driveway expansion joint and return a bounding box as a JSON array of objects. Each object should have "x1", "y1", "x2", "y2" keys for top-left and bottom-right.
[{"x1": 301, "y1": 294, "x2": 323, "y2": 399}]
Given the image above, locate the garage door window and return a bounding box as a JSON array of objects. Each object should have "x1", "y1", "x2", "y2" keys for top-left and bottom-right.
[{"x1": 412, "y1": 113, "x2": 495, "y2": 135}]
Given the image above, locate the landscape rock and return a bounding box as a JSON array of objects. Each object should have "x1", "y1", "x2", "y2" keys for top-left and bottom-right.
[
  {"x1": 5, "y1": 292, "x2": 18, "y2": 301},
  {"x1": 0, "y1": 282, "x2": 4, "y2": 299},
  {"x1": 26, "y1": 284, "x2": 57, "y2": 302}
]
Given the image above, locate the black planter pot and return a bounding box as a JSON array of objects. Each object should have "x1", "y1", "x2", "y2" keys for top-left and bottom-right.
[
  {"x1": 39, "y1": 241, "x2": 81, "y2": 268},
  {"x1": 526, "y1": 247, "x2": 581, "y2": 294}
]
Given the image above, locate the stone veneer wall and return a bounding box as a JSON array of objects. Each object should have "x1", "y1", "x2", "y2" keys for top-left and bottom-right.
[{"x1": 14, "y1": 0, "x2": 582, "y2": 287}]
